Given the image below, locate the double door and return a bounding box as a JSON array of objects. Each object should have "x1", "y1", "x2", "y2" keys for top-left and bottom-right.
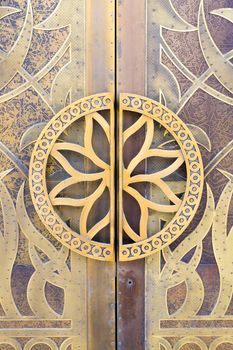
[{"x1": 0, "y1": 0, "x2": 233, "y2": 349}]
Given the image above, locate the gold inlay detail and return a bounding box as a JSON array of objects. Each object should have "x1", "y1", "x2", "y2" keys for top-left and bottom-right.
[
  {"x1": 29, "y1": 93, "x2": 114, "y2": 261},
  {"x1": 119, "y1": 94, "x2": 204, "y2": 261}
]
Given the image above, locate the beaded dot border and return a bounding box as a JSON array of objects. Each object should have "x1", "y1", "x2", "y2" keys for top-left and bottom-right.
[
  {"x1": 30, "y1": 93, "x2": 204, "y2": 262},
  {"x1": 29, "y1": 93, "x2": 114, "y2": 261},
  {"x1": 119, "y1": 93, "x2": 204, "y2": 261}
]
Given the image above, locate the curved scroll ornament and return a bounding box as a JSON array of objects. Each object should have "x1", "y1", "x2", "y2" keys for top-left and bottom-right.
[
  {"x1": 29, "y1": 93, "x2": 114, "y2": 261},
  {"x1": 119, "y1": 94, "x2": 204, "y2": 261}
]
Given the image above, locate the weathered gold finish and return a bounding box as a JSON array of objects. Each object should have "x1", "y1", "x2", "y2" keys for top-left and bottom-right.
[
  {"x1": 29, "y1": 93, "x2": 114, "y2": 261},
  {"x1": 119, "y1": 93, "x2": 204, "y2": 261},
  {"x1": 29, "y1": 91, "x2": 204, "y2": 263},
  {"x1": 1, "y1": 0, "x2": 233, "y2": 348},
  {"x1": 85, "y1": 1, "x2": 116, "y2": 348},
  {"x1": 146, "y1": 0, "x2": 233, "y2": 349}
]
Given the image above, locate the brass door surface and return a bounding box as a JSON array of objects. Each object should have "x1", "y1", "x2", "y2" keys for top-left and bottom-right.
[{"x1": 0, "y1": 0, "x2": 233, "y2": 349}]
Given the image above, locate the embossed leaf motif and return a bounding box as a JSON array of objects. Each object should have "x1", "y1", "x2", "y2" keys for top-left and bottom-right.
[
  {"x1": 48, "y1": 112, "x2": 111, "y2": 239},
  {"x1": 0, "y1": 169, "x2": 19, "y2": 317},
  {"x1": 123, "y1": 114, "x2": 185, "y2": 242},
  {"x1": 0, "y1": 1, "x2": 33, "y2": 89},
  {"x1": 162, "y1": 184, "x2": 215, "y2": 318},
  {"x1": 198, "y1": 1, "x2": 233, "y2": 95}
]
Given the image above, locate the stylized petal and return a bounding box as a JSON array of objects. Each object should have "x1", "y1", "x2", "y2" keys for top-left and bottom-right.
[
  {"x1": 125, "y1": 117, "x2": 154, "y2": 174},
  {"x1": 79, "y1": 181, "x2": 107, "y2": 236},
  {"x1": 125, "y1": 186, "x2": 180, "y2": 213},
  {"x1": 91, "y1": 112, "x2": 110, "y2": 142},
  {"x1": 123, "y1": 115, "x2": 147, "y2": 142},
  {"x1": 51, "y1": 142, "x2": 109, "y2": 170},
  {"x1": 124, "y1": 214, "x2": 145, "y2": 242},
  {"x1": 87, "y1": 212, "x2": 110, "y2": 239}
]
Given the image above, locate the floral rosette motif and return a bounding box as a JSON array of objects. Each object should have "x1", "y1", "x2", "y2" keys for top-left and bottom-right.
[
  {"x1": 29, "y1": 93, "x2": 114, "y2": 261},
  {"x1": 119, "y1": 94, "x2": 204, "y2": 261}
]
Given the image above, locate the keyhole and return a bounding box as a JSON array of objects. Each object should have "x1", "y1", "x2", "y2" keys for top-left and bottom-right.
[{"x1": 127, "y1": 278, "x2": 134, "y2": 288}]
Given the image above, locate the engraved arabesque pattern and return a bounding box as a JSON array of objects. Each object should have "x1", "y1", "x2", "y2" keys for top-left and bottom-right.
[
  {"x1": 0, "y1": 0, "x2": 232, "y2": 349},
  {"x1": 146, "y1": 0, "x2": 233, "y2": 349},
  {"x1": 0, "y1": 0, "x2": 90, "y2": 348}
]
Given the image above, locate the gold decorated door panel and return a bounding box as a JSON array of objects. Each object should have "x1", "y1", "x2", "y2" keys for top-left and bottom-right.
[
  {"x1": 1, "y1": 0, "x2": 233, "y2": 349},
  {"x1": 0, "y1": 0, "x2": 115, "y2": 349},
  {"x1": 117, "y1": 0, "x2": 233, "y2": 348}
]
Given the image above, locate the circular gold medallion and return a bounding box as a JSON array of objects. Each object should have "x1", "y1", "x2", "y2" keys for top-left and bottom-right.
[
  {"x1": 29, "y1": 93, "x2": 114, "y2": 261},
  {"x1": 119, "y1": 94, "x2": 204, "y2": 261}
]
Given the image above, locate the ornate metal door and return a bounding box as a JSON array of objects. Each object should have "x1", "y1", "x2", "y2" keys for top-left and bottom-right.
[{"x1": 0, "y1": 0, "x2": 233, "y2": 349}]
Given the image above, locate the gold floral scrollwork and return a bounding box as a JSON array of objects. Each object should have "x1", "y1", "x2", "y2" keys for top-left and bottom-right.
[
  {"x1": 119, "y1": 94, "x2": 204, "y2": 261},
  {"x1": 29, "y1": 93, "x2": 114, "y2": 261},
  {"x1": 29, "y1": 92, "x2": 203, "y2": 262}
]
